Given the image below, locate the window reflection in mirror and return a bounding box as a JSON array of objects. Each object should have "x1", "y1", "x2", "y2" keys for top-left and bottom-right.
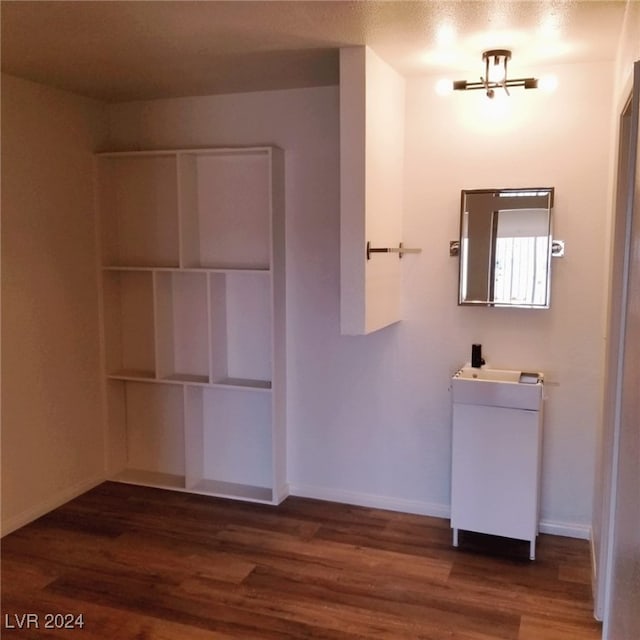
[{"x1": 459, "y1": 188, "x2": 554, "y2": 308}]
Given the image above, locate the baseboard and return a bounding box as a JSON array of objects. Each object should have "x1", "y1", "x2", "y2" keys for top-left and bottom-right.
[
  {"x1": 289, "y1": 484, "x2": 591, "y2": 540},
  {"x1": 275, "y1": 481, "x2": 291, "y2": 505},
  {"x1": 590, "y1": 531, "x2": 604, "y2": 621},
  {"x1": 1, "y1": 473, "x2": 108, "y2": 537},
  {"x1": 538, "y1": 519, "x2": 591, "y2": 540},
  {"x1": 288, "y1": 483, "x2": 450, "y2": 519}
]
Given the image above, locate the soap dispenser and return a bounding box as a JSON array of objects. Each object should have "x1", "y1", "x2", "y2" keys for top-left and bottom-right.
[{"x1": 471, "y1": 344, "x2": 486, "y2": 368}]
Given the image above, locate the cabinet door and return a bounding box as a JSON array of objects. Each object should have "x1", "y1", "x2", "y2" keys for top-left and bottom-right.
[
  {"x1": 451, "y1": 404, "x2": 541, "y2": 541},
  {"x1": 340, "y1": 46, "x2": 406, "y2": 335}
]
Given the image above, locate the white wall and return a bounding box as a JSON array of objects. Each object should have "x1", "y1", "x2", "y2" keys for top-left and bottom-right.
[
  {"x1": 107, "y1": 66, "x2": 614, "y2": 535},
  {"x1": 1, "y1": 74, "x2": 108, "y2": 534},
  {"x1": 403, "y1": 61, "x2": 614, "y2": 535}
]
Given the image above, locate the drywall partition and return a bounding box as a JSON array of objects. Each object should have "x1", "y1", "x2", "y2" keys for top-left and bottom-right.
[
  {"x1": 592, "y1": 3, "x2": 640, "y2": 622},
  {"x1": 1, "y1": 74, "x2": 108, "y2": 535},
  {"x1": 340, "y1": 47, "x2": 406, "y2": 335},
  {"x1": 602, "y1": 59, "x2": 640, "y2": 640}
]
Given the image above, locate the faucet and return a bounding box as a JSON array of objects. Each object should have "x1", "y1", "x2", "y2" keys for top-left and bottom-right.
[{"x1": 471, "y1": 344, "x2": 486, "y2": 368}]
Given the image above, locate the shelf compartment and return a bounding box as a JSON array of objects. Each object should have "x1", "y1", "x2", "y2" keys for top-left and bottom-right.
[
  {"x1": 180, "y1": 150, "x2": 271, "y2": 269},
  {"x1": 155, "y1": 271, "x2": 210, "y2": 383},
  {"x1": 188, "y1": 479, "x2": 273, "y2": 503},
  {"x1": 103, "y1": 271, "x2": 156, "y2": 378},
  {"x1": 98, "y1": 154, "x2": 180, "y2": 267},
  {"x1": 209, "y1": 271, "x2": 272, "y2": 387},
  {"x1": 109, "y1": 380, "x2": 185, "y2": 488},
  {"x1": 185, "y1": 386, "x2": 273, "y2": 502}
]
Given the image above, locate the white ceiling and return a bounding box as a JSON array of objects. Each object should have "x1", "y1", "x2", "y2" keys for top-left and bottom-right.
[{"x1": 0, "y1": 1, "x2": 628, "y2": 102}]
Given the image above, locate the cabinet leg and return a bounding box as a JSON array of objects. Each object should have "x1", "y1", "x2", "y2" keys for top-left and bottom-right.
[
  {"x1": 529, "y1": 539, "x2": 536, "y2": 561},
  {"x1": 453, "y1": 528, "x2": 459, "y2": 548}
]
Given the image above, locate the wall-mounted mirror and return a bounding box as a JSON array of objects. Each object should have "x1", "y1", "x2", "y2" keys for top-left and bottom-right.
[{"x1": 459, "y1": 188, "x2": 554, "y2": 308}]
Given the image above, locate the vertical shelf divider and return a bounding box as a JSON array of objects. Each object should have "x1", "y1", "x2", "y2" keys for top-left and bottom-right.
[
  {"x1": 184, "y1": 385, "x2": 204, "y2": 490},
  {"x1": 106, "y1": 379, "x2": 127, "y2": 475},
  {"x1": 178, "y1": 153, "x2": 199, "y2": 269},
  {"x1": 154, "y1": 271, "x2": 174, "y2": 381},
  {"x1": 209, "y1": 272, "x2": 229, "y2": 385},
  {"x1": 269, "y1": 147, "x2": 287, "y2": 502}
]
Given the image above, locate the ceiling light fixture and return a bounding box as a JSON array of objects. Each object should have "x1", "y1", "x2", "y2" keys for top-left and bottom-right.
[{"x1": 453, "y1": 49, "x2": 538, "y2": 99}]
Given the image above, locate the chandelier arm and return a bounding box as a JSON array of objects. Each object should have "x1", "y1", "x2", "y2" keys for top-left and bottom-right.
[
  {"x1": 450, "y1": 49, "x2": 540, "y2": 97},
  {"x1": 452, "y1": 78, "x2": 539, "y2": 93},
  {"x1": 484, "y1": 55, "x2": 490, "y2": 92}
]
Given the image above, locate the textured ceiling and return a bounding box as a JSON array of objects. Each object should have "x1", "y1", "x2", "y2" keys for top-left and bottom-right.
[{"x1": 0, "y1": 1, "x2": 628, "y2": 102}]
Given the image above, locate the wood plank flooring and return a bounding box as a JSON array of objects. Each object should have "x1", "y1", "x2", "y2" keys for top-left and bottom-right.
[{"x1": 1, "y1": 482, "x2": 602, "y2": 639}]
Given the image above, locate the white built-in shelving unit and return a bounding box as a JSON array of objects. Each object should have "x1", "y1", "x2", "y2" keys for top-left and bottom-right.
[{"x1": 96, "y1": 147, "x2": 286, "y2": 504}]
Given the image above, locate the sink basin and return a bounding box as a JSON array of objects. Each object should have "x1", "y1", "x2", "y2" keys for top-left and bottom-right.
[
  {"x1": 452, "y1": 365, "x2": 543, "y2": 410},
  {"x1": 455, "y1": 366, "x2": 522, "y2": 382}
]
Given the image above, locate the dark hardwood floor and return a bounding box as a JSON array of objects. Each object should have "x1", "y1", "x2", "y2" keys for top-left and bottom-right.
[{"x1": 1, "y1": 482, "x2": 601, "y2": 639}]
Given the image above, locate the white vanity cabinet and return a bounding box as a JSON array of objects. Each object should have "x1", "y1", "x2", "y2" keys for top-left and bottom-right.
[
  {"x1": 96, "y1": 146, "x2": 286, "y2": 505},
  {"x1": 450, "y1": 367, "x2": 544, "y2": 559}
]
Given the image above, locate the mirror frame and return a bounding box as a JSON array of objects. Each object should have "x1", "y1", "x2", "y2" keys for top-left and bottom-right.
[{"x1": 458, "y1": 187, "x2": 555, "y2": 309}]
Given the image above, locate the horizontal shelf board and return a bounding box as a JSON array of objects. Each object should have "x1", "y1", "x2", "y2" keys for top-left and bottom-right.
[
  {"x1": 97, "y1": 150, "x2": 180, "y2": 159},
  {"x1": 104, "y1": 263, "x2": 180, "y2": 270},
  {"x1": 211, "y1": 377, "x2": 272, "y2": 391},
  {"x1": 112, "y1": 469, "x2": 186, "y2": 490},
  {"x1": 107, "y1": 373, "x2": 271, "y2": 391},
  {"x1": 182, "y1": 148, "x2": 272, "y2": 158},
  {"x1": 162, "y1": 373, "x2": 210, "y2": 384},
  {"x1": 188, "y1": 479, "x2": 273, "y2": 503},
  {"x1": 199, "y1": 266, "x2": 270, "y2": 274},
  {"x1": 197, "y1": 263, "x2": 271, "y2": 271},
  {"x1": 97, "y1": 146, "x2": 274, "y2": 159},
  {"x1": 108, "y1": 369, "x2": 156, "y2": 381},
  {"x1": 102, "y1": 266, "x2": 271, "y2": 274},
  {"x1": 113, "y1": 471, "x2": 272, "y2": 504}
]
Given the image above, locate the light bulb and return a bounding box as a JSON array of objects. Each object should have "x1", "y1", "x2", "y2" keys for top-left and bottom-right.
[
  {"x1": 487, "y1": 56, "x2": 506, "y2": 84},
  {"x1": 435, "y1": 78, "x2": 454, "y2": 96},
  {"x1": 539, "y1": 74, "x2": 558, "y2": 92},
  {"x1": 436, "y1": 23, "x2": 456, "y2": 48}
]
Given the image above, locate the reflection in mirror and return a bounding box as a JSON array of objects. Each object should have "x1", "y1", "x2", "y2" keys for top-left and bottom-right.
[{"x1": 459, "y1": 188, "x2": 554, "y2": 308}]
